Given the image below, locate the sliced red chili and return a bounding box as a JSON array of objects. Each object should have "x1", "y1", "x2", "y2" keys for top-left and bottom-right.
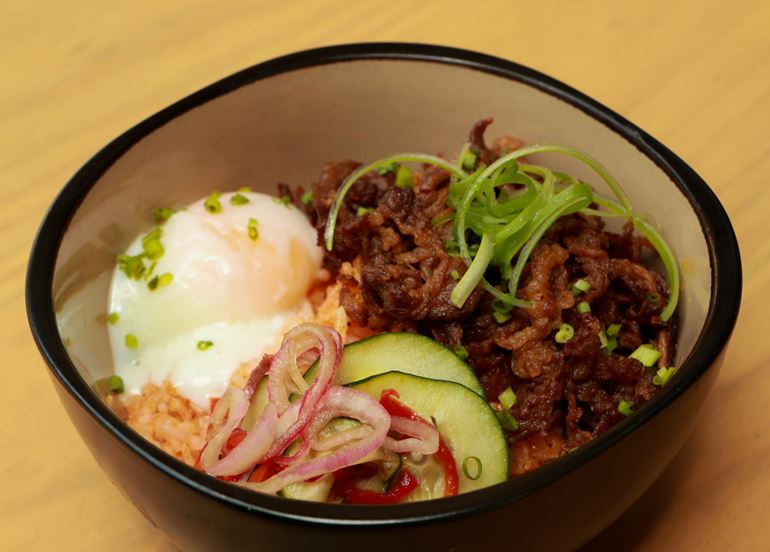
[
  {"x1": 248, "y1": 461, "x2": 279, "y2": 483},
  {"x1": 337, "y1": 468, "x2": 420, "y2": 505},
  {"x1": 379, "y1": 389, "x2": 422, "y2": 421}
]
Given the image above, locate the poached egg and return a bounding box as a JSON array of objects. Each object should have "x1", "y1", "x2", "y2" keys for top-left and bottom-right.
[{"x1": 107, "y1": 191, "x2": 322, "y2": 407}]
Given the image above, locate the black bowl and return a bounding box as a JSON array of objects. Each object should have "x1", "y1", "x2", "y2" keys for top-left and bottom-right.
[{"x1": 27, "y1": 43, "x2": 741, "y2": 551}]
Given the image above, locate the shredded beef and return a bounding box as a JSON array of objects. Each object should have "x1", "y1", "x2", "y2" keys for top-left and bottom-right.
[{"x1": 289, "y1": 119, "x2": 677, "y2": 476}]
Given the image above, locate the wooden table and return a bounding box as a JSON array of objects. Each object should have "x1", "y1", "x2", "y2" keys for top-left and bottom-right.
[{"x1": 3, "y1": 1, "x2": 768, "y2": 549}]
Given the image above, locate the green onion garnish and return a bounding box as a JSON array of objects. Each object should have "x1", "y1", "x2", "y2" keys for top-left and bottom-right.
[
  {"x1": 108, "y1": 375, "x2": 124, "y2": 393},
  {"x1": 204, "y1": 192, "x2": 222, "y2": 214},
  {"x1": 276, "y1": 195, "x2": 291, "y2": 207},
  {"x1": 450, "y1": 269, "x2": 460, "y2": 281},
  {"x1": 453, "y1": 344, "x2": 469, "y2": 360},
  {"x1": 247, "y1": 218, "x2": 259, "y2": 241},
  {"x1": 152, "y1": 207, "x2": 175, "y2": 224},
  {"x1": 460, "y1": 148, "x2": 478, "y2": 171},
  {"x1": 570, "y1": 278, "x2": 591, "y2": 295},
  {"x1": 653, "y1": 366, "x2": 676, "y2": 387},
  {"x1": 356, "y1": 207, "x2": 374, "y2": 216},
  {"x1": 461, "y1": 456, "x2": 483, "y2": 480},
  {"x1": 125, "y1": 334, "x2": 138, "y2": 349},
  {"x1": 239, "y1": 186, "x2": 253, "y2": 193},
  {"x1": 498, "y1": 387, "x2": 516, "y2": 410},
  {"x1": 555, "y1": 323, "x2": 575, "y2": 344},
  {"x1": 117, "y1": 254, "x2": 146, "y2": 280},
  {"x1": 322, "y1": 144, "x2": 679, "y2": 320},
  {"x1": 606, "y1": 323, "x2": 622, "y2": 337},
  {"x1": 230, "y1": 193, "x2": 250, "y2": 206},
  {"x1": 395, "y1": 165, "x2": 413, "y2": 189},
  {"x1": 630, "y1": 344, "x2": 661, "y2": 368},
  {"x1": 197, "y1": 340, "x2": 214, "y2": 351},
  {"x1": 301, "y1": 191, "x2": 313, "y2": 205},
  {"x1": 576, "y1": 301, "x2": 591, "y2": 314},
  {"x1": 107, "y1": 312, "x2": 120, "y2": 325},
  {"x1": 618, "y1": 399, "x2": 634, "y2": 416},
  {"x1": 598, "y1": 330, "x2": 617, "y2": 354},
  {"x1": 495, "y1": 410, "x2": 519, "y2": 431}
]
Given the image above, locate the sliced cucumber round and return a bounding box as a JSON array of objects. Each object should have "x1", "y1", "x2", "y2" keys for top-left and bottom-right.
[
  {"x1": 348, "y1": 371, "x2": 507, "y2": 495},
  {"x1": 334, "y1": 333, "x2": 484, "y2": 396}
]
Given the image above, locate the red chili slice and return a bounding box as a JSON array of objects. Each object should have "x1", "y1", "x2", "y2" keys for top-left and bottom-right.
[{"x1": 336, "y1": 468, "x2": 420, "y2": 505}]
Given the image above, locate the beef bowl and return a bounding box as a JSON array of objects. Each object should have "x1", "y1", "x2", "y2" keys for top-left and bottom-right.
[{"x1": 26, "y1": 43, "x2": 741, "y2": 551}]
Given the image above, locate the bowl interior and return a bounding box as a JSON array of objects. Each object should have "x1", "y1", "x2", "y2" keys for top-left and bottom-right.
[{"x1": 49, "y1": 57, "x2": 712, "y2": 509}]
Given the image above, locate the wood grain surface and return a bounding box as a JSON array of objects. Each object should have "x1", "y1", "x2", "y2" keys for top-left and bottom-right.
[{"x1": 3, "y1": 1, "x2": 768, "y2": 550}]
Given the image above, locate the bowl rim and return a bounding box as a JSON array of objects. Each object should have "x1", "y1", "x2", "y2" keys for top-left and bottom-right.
[{"x1": 26, "y1": 42, "x2": 742, "y2": 526}]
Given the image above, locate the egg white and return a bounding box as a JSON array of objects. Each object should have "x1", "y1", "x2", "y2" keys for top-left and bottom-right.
[{"x1": 108, "y1": 191, "x2": 322, "y2": 407}]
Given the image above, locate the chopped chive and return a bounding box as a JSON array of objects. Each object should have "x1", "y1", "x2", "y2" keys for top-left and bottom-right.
[
  {"x1": 108, "y1": 375, "x2": 124, "y2": 393},
  {"x1": 125, "y1": 334, "x2": 138, "y2": 349},
  {"x1": 247, "y1": 218, "x2": 259, "y2": 241},
  {"x1": 152, "y1": 207, "x2": 175, "y2": 224},
  {"x1": 493, "y1": 310, "x2": 511, "y2": 324},
  {"x1": 453, "y1": 344, "x2": 469, "y2": 360},
  {"x1": 356, "y1": 206, "x2": 374, "y2": 216},
  {"x1": 460, "y1": 149, "x2": 478, "y2": 171},
  {"x1": 598, "y1": 330, "x2": 617, "y2": 354},
  {"x1": 555, "y1": 323, "x2": 575, "y2": 344},
  {"x1": 147, "y1": 270, "x2": 172, "y2": 291},
  {"x1": 570, "y1": 278, "x2": 591, "y2": 295},
  {"x1": 395, "y1": 165, "x2": 413, "y2": 189},
  {"x1": 618, "y1": 399, "x2": 634, "y2": 416},
  {"x1": 117, "y1": 254, "x2": 146, "y2": 281},
  {"x1": 230, "y1": 193, "x2": 250, "y2": 206},
  {"x1": 107, "y1": 312, "x2": 120, "y2": 325},
  {"x1": 495, "y1": 410, "x2": 519, "y2": 431},
  {"x1": 576, "y1": 301, "x2": 591, "y2": 314},
  {"x1": 301, "y1": 191, "x2": 313, "y2": 205},
  {"x1": 630, "y1": 344, "x2": 661, "y2": 368},
  {"x1": 461, "y1": 456, "x2": 483, "y2": 480},
  {"x1": 653, "y1": 366, "x2": 677, "y2": 387},
  {"x1": 606, "y1": 323, "x2": 622, "y2": 337},
  {"x1": 450, "y1": 269, "x2": 460, "y2": 281},
  {"x1": 498, "y1": 387, "x2": 516, "y2": 410},
  {"x1": 204, "y1": 192, "x2": 222, "y2": 214},
  {"x1": 238, "y1": 186, "x2": 253, "y2": 193},
  {"x1": 197, "y1": 340, "x2": 214, "y2": 351}
]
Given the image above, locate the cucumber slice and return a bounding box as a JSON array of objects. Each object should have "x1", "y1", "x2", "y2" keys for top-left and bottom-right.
[
  {"x1": 334, "y1": 333, "x2": 484, "y2": 396},
  {"x1": 349, "y1": 371, "x2": 507, "y2": 494},
  {"x1": 279, "y1": 474, "x2": 334, "y2": 502}
]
